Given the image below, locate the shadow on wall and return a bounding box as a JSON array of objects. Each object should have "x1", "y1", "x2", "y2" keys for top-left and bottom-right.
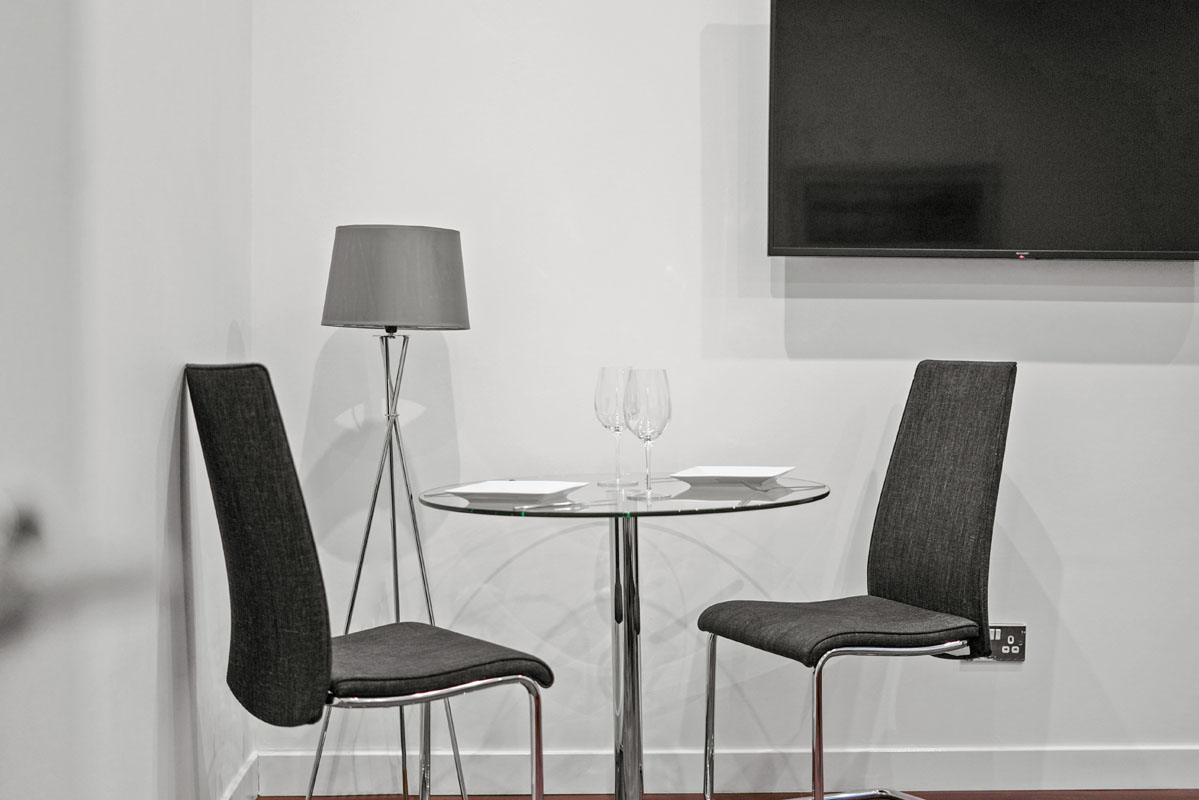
[
  {"x1": 699, "y1": 23, "x2": 780, "y2": 360},
  {"x1": 169, "y1": 318, "x2": 253, "y2": 800},
  {"x1": 698, "y1": 24, "x2": 1199, "y2": 365},
  {"x1": 956, "y1": 476, "x2": 1151, "y2": 785},
  {"x1": 298, "y1": 329, "x2": 464, "y2": 565},
  {"x1": 161, "y1": 383, "x2": 200, "y2": 800},
  {"x1": 781, "y1": 257, "x2": 1199, "y2": 364}
]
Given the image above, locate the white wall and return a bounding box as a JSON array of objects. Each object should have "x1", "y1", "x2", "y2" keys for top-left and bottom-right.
[
  {"x1": 8, "y1": 1, "x2": 1197, "y2": 798},
  {"x1": 0, "y1": 1, "x2": 252, "y2": 799},
  {"x1": 0, "y1": 3, "x2": 85, "y2": 796},
  {"x1": 249, "y1": 0, "x2": 1199, "y2": 795}
]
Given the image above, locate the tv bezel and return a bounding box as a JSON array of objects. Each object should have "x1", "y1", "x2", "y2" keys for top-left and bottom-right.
[{"x1": 765, "y1": 0, "x2": 1199, "y2": 262}]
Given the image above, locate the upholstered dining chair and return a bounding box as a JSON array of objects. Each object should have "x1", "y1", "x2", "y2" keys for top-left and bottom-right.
[
  {"x1": 698, "y1": 359, "x2": 1017, "y2": 800},
  {"x1": 185, "y1": 363, "x2": 553, "y2": 800}
]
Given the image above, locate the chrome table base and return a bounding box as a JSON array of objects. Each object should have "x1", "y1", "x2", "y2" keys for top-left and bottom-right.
[
  {"x1": 775, "y1": 792, "x2": 928, "y2": 800},
  {"x1": 611, "y1": 516, "x2": 644, "y2": 800}
]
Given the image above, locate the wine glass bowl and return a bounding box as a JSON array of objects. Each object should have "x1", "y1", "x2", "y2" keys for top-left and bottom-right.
[
  {"x1": 594, "y1": 367, "x2": 635, "y2": 487},
  {"x1": 622, "y1": 368, "x2": 671, "y2": 499}
]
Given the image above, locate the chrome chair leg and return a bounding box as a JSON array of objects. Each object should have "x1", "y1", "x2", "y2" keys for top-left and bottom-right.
[
  {"x1": 305, "y1": 705, "x2": 333, "y2": 800},
  {"x1": 524, "y1": 680, "x2": 546, "y2": 800},
  {"x1": 699, "y1": 641, "x2": 967, "y2": 800},
  {"x1": 419, "y1": 701, "x2": 433, "y2": 800},
  {"x1": 326, "y1": 677, "x2": 550, "y2": 800},
  {"x1": 703, "y1": 633, "x2": 718, "y2": 800},
  {"x1": 399, "y1": 707, "x2": 410, "y2": 799},
  {"x1": 811, "y1": 652, "x2": 831, "y2": 800},
  {"x1": 805, "y1": 643, "x2": 967, "y2": 800}
]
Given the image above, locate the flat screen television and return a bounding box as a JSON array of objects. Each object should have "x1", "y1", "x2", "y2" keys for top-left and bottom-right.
[{"x1": 768, "y1": 0, "x2": 1199, "y2": 260}]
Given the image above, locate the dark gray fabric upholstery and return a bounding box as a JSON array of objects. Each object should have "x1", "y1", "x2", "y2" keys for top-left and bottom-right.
[
  {"x1": 697, "y1": 360, "x2": 1016, "y2": 665},
  {"x1": 332, "y1": 622, "x2": 554, "y2": 697},
  {"x1": 697, "y1": 595, "x2": 979, "y2": 668},
  {"x1": 185, "y1": 363, "x2": 554, "y2": 729},
  {"x1": 867, "y1": 360, "x2": 1016, "y2": 658},
  {"x1": 185, "y1": 364, "x2": 332, "y2": 727}
]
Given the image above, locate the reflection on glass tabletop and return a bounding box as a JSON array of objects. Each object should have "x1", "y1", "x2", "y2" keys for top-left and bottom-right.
[{"x1": 419, "y1": 474, "x2": 830, "y2": 518}]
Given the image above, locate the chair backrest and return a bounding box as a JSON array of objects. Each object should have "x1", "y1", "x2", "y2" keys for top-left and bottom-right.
[
  {"x1": 866, "y1": 360, "x2": 1017, "y2": 658},
  {"x1": 185, "y1": 363, "x2": 331, "y2": 726}
]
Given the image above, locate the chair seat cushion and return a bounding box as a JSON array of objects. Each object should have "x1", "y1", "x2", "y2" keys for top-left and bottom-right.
[
  {"x1": 698, "y1": 594, "x2": 978, "y2": 668},
  {"x1": 331, "y1": 621, "x2": 554, "y2": 698}
]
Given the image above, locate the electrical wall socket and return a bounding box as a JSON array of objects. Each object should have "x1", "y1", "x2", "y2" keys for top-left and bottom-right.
[{"x1": 983, "y1": 624, "x2": 1026, "y2": 661}]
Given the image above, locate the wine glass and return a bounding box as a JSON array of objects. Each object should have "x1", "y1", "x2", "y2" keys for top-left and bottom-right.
[
  {"x1": 594, "y1": 367, "x2": 634, "y2": 487},
  {"x1": 623, "y1": 368, "x2": 671, "y2": 499}
]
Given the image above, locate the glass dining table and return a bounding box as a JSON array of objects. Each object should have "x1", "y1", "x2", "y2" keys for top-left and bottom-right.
[{"x1": 420, "y1": 473, "x2": 830, "y2": 800}]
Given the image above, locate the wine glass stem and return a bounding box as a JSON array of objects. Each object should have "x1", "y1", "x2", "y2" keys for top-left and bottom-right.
[
  {"x1": 612, "y1": 429, "x2": 622, "y2": 481},
  {"x1": 643, "y1": 439, "x2": 653, "y2": 494}
]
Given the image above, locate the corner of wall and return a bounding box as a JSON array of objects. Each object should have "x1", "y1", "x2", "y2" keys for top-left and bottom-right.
[{"x1": 220, "y1": 753, "x2": 259, "y2": 800}]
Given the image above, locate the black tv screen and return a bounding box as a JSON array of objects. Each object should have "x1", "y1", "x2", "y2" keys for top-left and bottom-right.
[{"x1": 768, "y1": 0, "x2": 1199, "y2": 260}]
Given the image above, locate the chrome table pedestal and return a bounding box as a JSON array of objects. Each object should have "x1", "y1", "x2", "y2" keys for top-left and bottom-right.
[{"x1": 611, "y1": 516, "x2": 643, "y2": 800}]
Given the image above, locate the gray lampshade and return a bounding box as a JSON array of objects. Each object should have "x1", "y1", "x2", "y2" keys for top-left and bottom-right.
[{"x1": 322, "y1": 225, "x2": 470, "y2": 330}]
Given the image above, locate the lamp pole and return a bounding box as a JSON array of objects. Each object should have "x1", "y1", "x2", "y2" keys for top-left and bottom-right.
[{"x1": 338, "y1": 330, "x2": 468, "y2": 800}]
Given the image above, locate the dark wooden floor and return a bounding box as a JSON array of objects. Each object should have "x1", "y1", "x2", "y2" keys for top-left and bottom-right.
[{"x1": 262, "y1": 792, "x2": 1199, "y2": 800}]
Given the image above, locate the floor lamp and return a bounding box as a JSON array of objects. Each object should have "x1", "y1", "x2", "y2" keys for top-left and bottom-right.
[{"x1": 321, "y1": 224, "x2": 471, "y2": 800}]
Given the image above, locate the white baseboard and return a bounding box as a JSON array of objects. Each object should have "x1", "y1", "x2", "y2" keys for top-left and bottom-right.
[
  {"x1": 219, "y1": 754, "x2": 260, "y2": 800},
  {"x1": 254, "y1": 745, "x2": 1199, "y2": 796}
]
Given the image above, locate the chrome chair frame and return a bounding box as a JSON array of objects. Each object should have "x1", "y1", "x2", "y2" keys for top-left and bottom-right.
[
  {"x1": 703, "y1": 634, "x2": 968, "y2": 800},
  {"x1": 306, "y1": 675, "x2": 546, "y2": 800}
]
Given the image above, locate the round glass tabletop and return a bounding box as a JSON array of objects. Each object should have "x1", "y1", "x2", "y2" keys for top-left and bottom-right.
[{"x1": 419, "y1": 473, "x2": 830, "y2": 518}]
